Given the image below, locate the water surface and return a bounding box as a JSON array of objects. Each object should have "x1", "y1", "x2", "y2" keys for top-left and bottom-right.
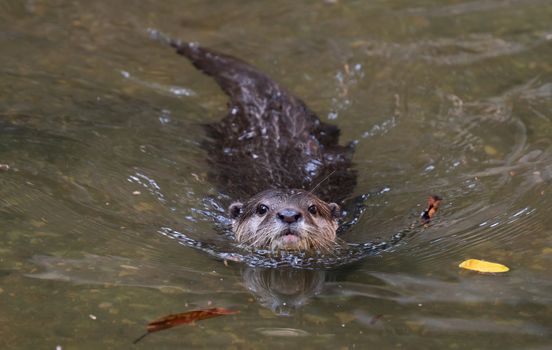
[{"x1": 1, "y1": 0, "x2": 551, "y2": 349}]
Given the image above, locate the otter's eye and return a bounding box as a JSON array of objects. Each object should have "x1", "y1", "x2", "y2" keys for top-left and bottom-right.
[
  {"x1": 257, "y1": 204, "x2": 269, "y2": 215},
  {"x1": 308, "y1": 205, "x2": 317, "y2": 215}
]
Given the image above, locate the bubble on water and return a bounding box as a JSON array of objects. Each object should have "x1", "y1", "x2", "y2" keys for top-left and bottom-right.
[
  {"x1": 169, "y1": 87, "x2": 194, "y2": 96},
  {"x1": 256, "y1": 328, "x2": 309, "y2": 337}
]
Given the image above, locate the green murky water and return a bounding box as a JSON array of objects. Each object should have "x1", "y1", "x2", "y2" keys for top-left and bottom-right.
[{"x1": 1, "y1": 0, "x2": 551, "y2": 349}]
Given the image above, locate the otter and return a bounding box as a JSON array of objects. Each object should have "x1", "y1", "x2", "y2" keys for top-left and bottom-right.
[
  {"x1": 229, "y1": 189, "x2": 340, "y2": 251},
  {"x1": 169, "y1": 40, "x2": 356, "y2": 251}
]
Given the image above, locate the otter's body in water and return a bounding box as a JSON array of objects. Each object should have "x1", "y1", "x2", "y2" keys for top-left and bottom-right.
[{"x1": 170, "y1": 41, "x2": 356, "y2": 251}]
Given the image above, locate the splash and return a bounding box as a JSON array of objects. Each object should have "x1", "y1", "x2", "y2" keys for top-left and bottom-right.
[{"x1": 157, "y1": 225, "x2": 411, "y2": 269}]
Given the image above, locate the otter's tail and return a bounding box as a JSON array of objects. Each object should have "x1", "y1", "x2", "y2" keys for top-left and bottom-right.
[
  {"x1": 148, "y1": 29, "x2": 281, "y2": 107},
  {"x1": 148, "y1": 29, "x2": 345, "y2": 151}
]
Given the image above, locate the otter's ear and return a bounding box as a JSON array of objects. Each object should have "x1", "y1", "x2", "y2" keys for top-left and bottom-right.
[
  {"x1": 229, "y1": 202, "x2": 244, "y2": 219},
  {"x1": 329, "y1": 203, "x2": 341, "y2": 219}
]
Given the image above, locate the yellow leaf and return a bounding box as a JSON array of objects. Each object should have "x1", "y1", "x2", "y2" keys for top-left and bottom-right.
[{"x1": 459, "y1": 259, "x2": 509, "y2": 273}]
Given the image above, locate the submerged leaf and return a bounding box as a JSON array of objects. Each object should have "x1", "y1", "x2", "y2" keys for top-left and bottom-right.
[
  {"x1": 459, "y1": 259, "x2": 510, "y2": 273},
  {"x1": 147, "y1": 307, "x2": 239, "y2": 332},
  {"x1": 133, "y1": 307, "x2": 239, "y2": 343}
]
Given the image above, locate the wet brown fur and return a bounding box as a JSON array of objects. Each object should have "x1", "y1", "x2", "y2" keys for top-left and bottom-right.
[
  {"x1": 170, "y1": 41, "x2": 356, "y2": 251},
  {"x1": 231, "y1": 189, "x2": 340, "y2": 251}
]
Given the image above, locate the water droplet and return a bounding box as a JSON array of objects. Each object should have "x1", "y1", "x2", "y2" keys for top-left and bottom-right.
[{"x1": 424, "y1": 165, "x2": 435, "y2": 172}]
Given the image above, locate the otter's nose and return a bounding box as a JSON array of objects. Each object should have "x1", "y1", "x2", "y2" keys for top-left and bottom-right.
[{"x1": 277, "y1": 209, "x2": 302, "y2": 224}]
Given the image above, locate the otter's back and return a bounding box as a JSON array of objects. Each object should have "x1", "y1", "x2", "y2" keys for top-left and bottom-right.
[{"x1": 173, "y1": 43, "x2": 356, "y2": 203}]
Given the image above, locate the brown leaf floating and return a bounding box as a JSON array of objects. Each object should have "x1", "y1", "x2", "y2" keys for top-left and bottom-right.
[
  {"x1": 133, "y1": 307, "x2": 239, "y2": 344},
  {"x1": 421, "y1": 195, "x2": 442, "y2": 223}
]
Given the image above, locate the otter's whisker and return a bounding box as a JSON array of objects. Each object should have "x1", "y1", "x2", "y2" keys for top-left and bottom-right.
[{"x1": 307, "y1": 170, "x2": 336, "y2": 196}]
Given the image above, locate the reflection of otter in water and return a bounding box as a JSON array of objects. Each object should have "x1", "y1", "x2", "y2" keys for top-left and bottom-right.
[
  {"x1": 242, "y1": 267, "x2": 325, "y2": 315},
  {"x1": 170, "y1": 41, "x2": 356, "y2": 251}
]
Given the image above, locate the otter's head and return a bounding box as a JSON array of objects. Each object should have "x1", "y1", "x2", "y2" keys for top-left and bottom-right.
[{"x1": 229, "y1": 189, "x2": 340, "y2": 251}]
